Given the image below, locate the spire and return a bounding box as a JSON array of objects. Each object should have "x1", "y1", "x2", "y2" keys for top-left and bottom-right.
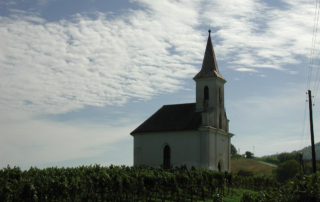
[{"x1": 193, "y1": 30, "x2": 225, "y2": 81}]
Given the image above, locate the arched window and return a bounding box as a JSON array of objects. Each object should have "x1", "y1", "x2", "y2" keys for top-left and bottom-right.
[
  {"x1": 204, "y1": 86, "x2": 209, "y2": 100},
  {"x1": 218, "y1": 162, "x2": 221, "y2": 172},
  {"x1": 163, "y1": 145, "x2": 171, "y2": 169},
  {"x1": 219, "y1": 113, "x2": 222, "y2": 129}
]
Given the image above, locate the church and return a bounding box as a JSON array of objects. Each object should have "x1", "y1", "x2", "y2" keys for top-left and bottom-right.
[{"x1": 130, "y1": 30, "x2": 234, "y2": 171}]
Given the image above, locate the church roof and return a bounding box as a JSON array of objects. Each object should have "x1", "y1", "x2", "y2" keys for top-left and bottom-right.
[
  {"x1": 193, "y1": 30, "x2": 225, "y2": 81},
  {"x1": 130, "y1": 103, "x2": 202, "y2": 134}
]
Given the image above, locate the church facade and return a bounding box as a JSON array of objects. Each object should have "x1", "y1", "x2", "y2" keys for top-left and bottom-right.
[{"x1": 130, "y1": 30, "x2": 234, "y2": 171}]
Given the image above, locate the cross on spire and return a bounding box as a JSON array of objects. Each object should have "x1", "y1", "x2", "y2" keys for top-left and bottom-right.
[{"x1": 193, "y1": 30, "x2": 225, "y2": 81}]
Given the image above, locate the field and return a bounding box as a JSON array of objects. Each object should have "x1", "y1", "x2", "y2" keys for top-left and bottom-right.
[{"x1": 231, "y1": 158, "x2": 275, "y2": 176}]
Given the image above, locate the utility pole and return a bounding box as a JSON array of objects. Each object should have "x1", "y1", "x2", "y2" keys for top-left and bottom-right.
[{"x1": 308, "y1": 90, "x2": 317, "y2": 173}]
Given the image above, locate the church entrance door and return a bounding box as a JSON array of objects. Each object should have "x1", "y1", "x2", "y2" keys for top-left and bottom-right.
[{"x1": 163, "y1": 145, "x2": 170, "y2": 169}]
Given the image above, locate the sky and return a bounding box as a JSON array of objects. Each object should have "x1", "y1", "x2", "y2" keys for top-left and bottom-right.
[{"x1": 1, "y1": 0, "x2": 320, "y2": 170}]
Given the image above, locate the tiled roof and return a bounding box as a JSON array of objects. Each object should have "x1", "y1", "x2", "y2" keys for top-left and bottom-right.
[{"x1": 130, "y1": 103, "x2": 202, "y2": 134}]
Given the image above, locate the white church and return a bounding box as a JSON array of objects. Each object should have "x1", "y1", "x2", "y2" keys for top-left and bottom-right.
[{"x1": 130, "y1": 30, "x2": 234, "y2": 171}]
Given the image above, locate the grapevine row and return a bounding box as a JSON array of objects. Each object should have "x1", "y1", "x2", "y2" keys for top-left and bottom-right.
[
  {"x1": 1, "y1": 164, "x2": 319, "y2": 202},
  {"x1": 0, "y1": 164, "x2": 231, "y2": 202}
]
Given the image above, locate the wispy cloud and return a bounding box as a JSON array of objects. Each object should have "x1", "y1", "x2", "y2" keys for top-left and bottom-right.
[
  {"x1": 0, "y1": 0, "x2": 315, "y2": 118},
  {"x1": 0, "y1": 0, "x2": 16, "y2": 6},
  {"x1": 203, "y1": 0, "x2": 315, "y2": 71},
  {"x1": 235, "y1": 68, "x2": 257, "y2": 72},
  {"x1": 0, "y1": 7, "x2": 203, "y2": 118}
]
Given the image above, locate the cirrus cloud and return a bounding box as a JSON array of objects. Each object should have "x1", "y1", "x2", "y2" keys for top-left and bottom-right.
[{"x1": 0, "y1": 0, "x2": 317, "y2": 119}]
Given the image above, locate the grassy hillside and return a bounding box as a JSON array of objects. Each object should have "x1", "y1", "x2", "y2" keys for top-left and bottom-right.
[{"x1": 231, "y1": 158, "x2": 275, "y2": 176}]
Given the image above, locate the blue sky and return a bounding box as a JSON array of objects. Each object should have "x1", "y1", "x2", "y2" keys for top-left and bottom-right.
[{"x1": 1, "y1": 0, "x2": 320, "y2": 170}]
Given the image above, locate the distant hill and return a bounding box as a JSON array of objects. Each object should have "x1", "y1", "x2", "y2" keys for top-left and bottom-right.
[
  {"x1": 291, "y1": 142, "x2": 320, "y2": 160},
  {"x1": 262, "y1": 142, "x2": 320, "y2": 160}
]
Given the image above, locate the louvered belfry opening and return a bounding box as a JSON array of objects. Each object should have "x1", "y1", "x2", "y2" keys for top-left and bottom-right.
[
  {"x1": 204, "y1": 86, "x2": 209, "y2": 100},
  {"x1": 163, "y1": 145, "x2": 170, "y2": 169}
]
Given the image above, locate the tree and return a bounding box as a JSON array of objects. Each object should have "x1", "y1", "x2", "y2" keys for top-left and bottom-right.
[
  {"x1": 273, "y1": 159, "x2": 300, "y2": 183},
  {"x1": 245, "y1": 151, "x2": 253, "y2": 158},
  {"x1": 277, "y1": 152, "x2": 300, "y2": 164},
  {"x1": 231, "y1": 144, "x2": 237, "y2": 156}
]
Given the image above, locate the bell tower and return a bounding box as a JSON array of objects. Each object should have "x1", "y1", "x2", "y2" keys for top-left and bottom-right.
[{"x1": 194, "y1": 30, "x2": 228, "y2": 132}]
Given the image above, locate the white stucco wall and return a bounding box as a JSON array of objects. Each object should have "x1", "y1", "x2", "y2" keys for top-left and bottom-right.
[
  {"x1": 215, "y1": 132, "x2": 230, "y2": 171},
  {"x1": 133, "y1": 130, "x2": 200, "y2": 169},
  {"x1": 199, "y1": 127, "x2": 232, "y2": 171},
  {"x1": 133, "y1": 129, "x2": 233, "y2": 171}
]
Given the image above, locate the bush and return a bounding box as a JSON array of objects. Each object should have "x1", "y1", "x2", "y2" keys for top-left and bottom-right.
[
  {"x1": 237, "y1": 169, "x2": 254, "y2": 177},
  {"x1": 212, "y1": 193, "x2": 224, "y2": 202},
  {"x1": 273, "y1": 159, "x2": 300, "y2": 183},
  {"x1": 264, "y1": 157, "x2": 279, "y2": 165},
  {"x1": 245, "y1": 151, "x2": 254, "y2": 158},
  {"x1": 302, "y1": 162, "x2": 320, "y2": 174},
  {"x1": 241, "y1": 192, "x2": 255, "y2": 202},
  {"x1": 277, "y1": 152, "x2": 300, "y2": 164},
  {"x1": 231, "y1": 144, "x2": 237, "y2": 156}
]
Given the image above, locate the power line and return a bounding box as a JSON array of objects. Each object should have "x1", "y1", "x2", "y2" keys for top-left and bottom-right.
[
  {"x1": 314, "y1": 62, "x2": 320, "y2": 104},
  {"x1": 313, "y1": 1, "x2": 320, "y2": 103},
  {"x1": 307, "y1": 0, "x2": 320, "y2": 91},
  {"x1": 302, "y1": 0, "x2": 319, "y2": 151}
]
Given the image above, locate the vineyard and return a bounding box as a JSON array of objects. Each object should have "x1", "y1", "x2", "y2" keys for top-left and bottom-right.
[{"x1": 0, "y1": 164, "x2": 319, "y2": 202}]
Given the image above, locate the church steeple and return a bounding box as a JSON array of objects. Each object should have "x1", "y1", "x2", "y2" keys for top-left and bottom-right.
[
  {"x1": 194, "y1": 30, "x2": 228, "y2": 131},
  {"x1": 193, "y1": 30, "x2": 225, "y2": 81}
]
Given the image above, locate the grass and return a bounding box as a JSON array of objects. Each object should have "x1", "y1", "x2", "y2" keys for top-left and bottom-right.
[
  {"x1": 138, "y1": 187, "x2": 257, "y2": 202},
  {"x1": 231, "y1": 158, "x2": 275, "y2": 176},
  {"x1": 223, "y1": 188, "x2": 258, "y2": 202},
  {"x1": 147, "y1": 187, "x2": 257, "y2": 202}
]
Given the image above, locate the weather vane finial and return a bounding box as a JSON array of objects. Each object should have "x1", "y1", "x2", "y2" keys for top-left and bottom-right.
[{"x1": 208, "y1": 24, "x2": 211, "y2": 34}]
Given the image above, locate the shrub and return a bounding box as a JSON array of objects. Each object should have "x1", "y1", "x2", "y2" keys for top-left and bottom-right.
[
  {"x1": 212, "y1": 193, "x2": 224, "y2": 202},
  {"x1": 237, "y1": 169, "x2": 254, "y2": 177},
  {"x1": 245, "y1": 151, "x2": 254, "y2": 158},
  {"x1": 264, "y1": 157, "x2": 279, "y2": 165},
  {"x1": 273, "y1": 159, "x2": 299, "y2": 183},
  {"x1": 231, "y1": 144, "x2": 237, "y2": 156},
  {"x1": 241, "y1": 192, "x2": 255, "y2": 202},
  {"x1": 277, "y1": 152, "x2": 300, "y2": 164}
]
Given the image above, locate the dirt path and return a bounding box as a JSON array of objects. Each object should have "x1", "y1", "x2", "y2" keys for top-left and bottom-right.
[{"x1": 259, "y1": 161, "x2": 277, "y2": 167}]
